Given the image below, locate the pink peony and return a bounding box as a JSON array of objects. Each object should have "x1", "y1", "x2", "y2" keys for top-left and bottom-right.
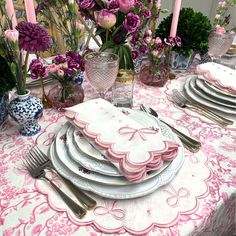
[
  {"x1": 118, "y1": 0, "x2": 134, "y2": 13},
  {"x1": 97, "y1": 10, "x2": 116, "y2": 29},
  {"x1": 4, "y1": 29, "x2": 19, "y2": 42}
]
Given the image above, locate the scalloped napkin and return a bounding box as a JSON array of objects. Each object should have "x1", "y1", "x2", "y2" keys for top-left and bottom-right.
[
  {"x1": 64, "y1": 98, "x2": 179, "y2": 183},
  {"x1": 196, "y1": 62, "x2": 236, "y2": 95}
]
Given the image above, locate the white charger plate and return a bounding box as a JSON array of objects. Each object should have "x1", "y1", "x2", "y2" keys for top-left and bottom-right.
[
  {"x1": 50, "y1": 119, "x2": 184, "y2": 199},
  {"x1": 189, "y1": 77, "x2": 235, "y2": 108},
  {"x1": 66, "y1": 125, "x2": 121, "y2": 177},
  {"x1": 184, "y1": 78, "x2": 236, "y2": 114},
  {"x1": 195, "y1": 77, "x2": 236, "y2": 103}
]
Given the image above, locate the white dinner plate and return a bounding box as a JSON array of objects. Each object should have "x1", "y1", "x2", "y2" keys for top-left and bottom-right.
[
  {"x1": 184, "y1": 78, "x2": 236, "y2": 114},
  {"x1": 195, "y1": 77, "x2": 236, "y2": 104},
  {"x1": 189, "y1": 77, "x2": 235, "y2": 109},
  {"x1": 66, "y1": 125, "x2": 122, "y2": 177},
  {"x1": 50, "y1": 118, "x2": 184, "y2": 199}
]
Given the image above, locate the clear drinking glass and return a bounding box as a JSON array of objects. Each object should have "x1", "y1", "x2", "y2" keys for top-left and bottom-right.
[
  {"x1": 208, "y1": 31, "x2": 235, "y2": 62},
  {"x1": 84, "y1": 52, "x2": 119, "y2": 98}
]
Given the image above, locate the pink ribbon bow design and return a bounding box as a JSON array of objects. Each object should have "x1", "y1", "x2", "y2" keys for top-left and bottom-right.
[
  {"x1": 93, "y1": 200, "x2": 125, "y2": 221},
  {"x1": 119, "y1": 127, "x2": 158, "y2": 141}
]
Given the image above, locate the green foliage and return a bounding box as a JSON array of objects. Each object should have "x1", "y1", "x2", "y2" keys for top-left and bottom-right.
[
  {"x1": 156, "y1": 8, "x2": 212, "y2": 57},
  {"x1": 0, "y1": 55, "x2": 16, "y2": 97}
]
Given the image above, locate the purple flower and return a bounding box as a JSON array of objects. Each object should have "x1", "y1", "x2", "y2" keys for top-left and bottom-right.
[
  {"x1": 77, "y1": 0, "x2": 95, "y2": 9},
  {"x1": 130, "y1": 33, "x2": 140, "y2": 45},
  {"x1": 29, "y1": 59, "x2": 48, "y2": 80},
  {"x1": 135, "y1": 0, "x2": 142, "y2": 8},
  {"x1": 141, "y1": 9, "x2": 151, "y2": 19},
  {"x1": 174, "y1": 36, "x2": 181, "y2": 47},
  {"x1": 16, "y1": 22, "x2": 50, "y2": 53},
  {"x1": 66, "y1": 68, "x2": 74, "y2": 76},
  {"x1": 55, "y1": 54, "x2": 65, "y2": 64},
  {"x1": 108, "y1": 0, "x2": 120, "y2": 13},
  {"x1": 164, "y1": 37, "x2": 176, "y2": 46},
  {"x1": 131, "y1": 49, "x2": 139, "y2": 59},
  {"x1": 114, "y1": 35, "x2": 122, "y2": 44},
  {"x1": 139, "y1": 44, "x2": 148, "y2": 54},
  {"x1": 65, "y1": 51, "x2": 85, "y2": 72},
  {"x1": 123, "y1": 13, "x2": 141, "y2": 33}
]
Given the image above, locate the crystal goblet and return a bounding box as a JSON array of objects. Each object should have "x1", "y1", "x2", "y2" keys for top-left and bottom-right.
[
  {"x1": 208, "y1": 31, "x2": 235, "y2": 63},
  {"x1": 84, "y1": 52, "x2": 119, "y2": 99}
]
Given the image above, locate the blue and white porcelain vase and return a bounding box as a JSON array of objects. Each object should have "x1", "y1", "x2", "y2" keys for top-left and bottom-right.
[
  {"x1": 171, "y1": 51, "x2": 196, "y2": 70},
  {"x1": 8, "y1": 90, "x2": 43, "y2": 136},
  {"x1": 0, "y1": 93, "x2": 9, "y2": 126}
]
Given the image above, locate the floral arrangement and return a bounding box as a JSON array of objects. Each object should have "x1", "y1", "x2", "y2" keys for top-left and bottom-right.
[
  {"x1": 35, "y1": 0, "x2": 85, "y2": 53},
  {"x1": 78, "y1": 0, "x2": 161, "y2": 69},
  {"x1": 213, "y1": 0, "x2": 236, "y2": 33},
  {"x1": 0, "y1": 2, "x2": 51, "y2": 95}
]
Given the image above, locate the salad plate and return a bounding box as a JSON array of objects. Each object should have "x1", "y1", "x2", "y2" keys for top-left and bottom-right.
[{"x1": 66, "y1": 125, "x2": 121, "y2": 177}]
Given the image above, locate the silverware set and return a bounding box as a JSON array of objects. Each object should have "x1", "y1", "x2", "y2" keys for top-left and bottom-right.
[
  {"x1": 171, "y1": 89, "x2": 233, "y2": 127},
  {"x1": 23, "y1": 146, "x2": 97, "y2": 219},
  {"x1": 140, "y1": 104, "x2": 201, "y2": 153}
]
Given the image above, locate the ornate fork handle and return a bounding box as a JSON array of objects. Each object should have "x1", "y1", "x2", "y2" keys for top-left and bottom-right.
[
  {"x1": 186, "y1": 103, "x2": 233, "y2": 127},
  {"x1": 43, "y1": 175, "x2": 86, "y2": 219}
]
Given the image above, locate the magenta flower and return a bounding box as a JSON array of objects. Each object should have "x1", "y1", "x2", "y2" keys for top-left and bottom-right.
[
  {"x1": 118, "y1": 0, "x2": 134, "y2": 13},
  {"x1": 141, "y1": 9, "x2": 151, "y2": 19},
  {"x1": 123, "y1": 13, "x2": 141, "y2": 33},
  {"x1": 16, "y1": 22, "x2": 50, "y2": 53},
  {"x1": 55, "y1": 55, "x2": 65, "y2": 64},
  {"x1": 29, "y1": 59, "x2": 48, "y2": 80},
  {"x1": 131, "y1": 49, "x2": 139, "y2": 59},
  {"x1": 77, "y1": 0, "x2": 95, "y2": 9},
  {"x1": 108, "y1": 0, "x2": 120, "y2": 13},
  {"x1": 139, "y1": 44, "x2": 148, "y2": 54}
]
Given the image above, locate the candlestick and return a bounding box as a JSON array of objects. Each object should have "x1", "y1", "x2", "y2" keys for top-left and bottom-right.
[
  {"x1": 24, "y1": 0, "x2": 37, "y2": 23},
  {"x1": 169, "y1": 0, "x2": 181, "y2": 38},
  {"x1": 5, "y1": 0, "x2": 17, "y2": 29},
  {"x1": 157, "y1": 0, "x2": 162, "y2": 9}
]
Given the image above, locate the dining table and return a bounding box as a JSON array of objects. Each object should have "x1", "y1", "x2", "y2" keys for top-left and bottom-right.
[{"x1": 0, "y1": 68, "x2": 235, "y2": 236}]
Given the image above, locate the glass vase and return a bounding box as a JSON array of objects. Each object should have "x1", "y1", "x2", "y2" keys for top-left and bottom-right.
[
  {"x1": 139, "y1": 59, "x2": 170, "y2": 87},
  {"x1": 48, "y1": 81, "x2": 84, "y2": 111}
]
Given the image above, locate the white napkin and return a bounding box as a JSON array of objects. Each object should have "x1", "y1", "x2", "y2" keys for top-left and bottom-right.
[
  {"x1": 196, "y1": 62, "x2": 236, "y2": 95},
  {"x1": 64, "y1": 99, "x2": 179, "y2": 183}
]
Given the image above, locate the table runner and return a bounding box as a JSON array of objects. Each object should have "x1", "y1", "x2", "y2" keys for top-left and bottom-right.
[{"x1": 0, "y1": 74, "x2": 235, "y2": 235}]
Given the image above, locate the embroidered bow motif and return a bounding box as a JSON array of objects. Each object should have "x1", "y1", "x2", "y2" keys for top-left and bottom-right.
[
  {"x1": 164, "y1": 184, "x2": 190, "y2": 208},
  {"x1": 43, "y1": 133, "x2": 55, "y2": 146},
  {"x1": 119, "y1": 127, "x2": 158, "y2": 141},
  {"x1": 93, "y1": 200, "x2": 125, "y2": 221}
]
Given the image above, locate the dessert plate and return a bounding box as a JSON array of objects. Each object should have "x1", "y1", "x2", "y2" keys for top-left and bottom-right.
[
  {"x1": 184, "y1": 78, "x2": 236, "y2": 114},
  {"x1": 195, "y1": 77, "x2": 236, "y2": 104},
  {"x1": 189, "y1": 77, "x2": 235, "y2": 108},
  {"x1": 66, "y1": 125, "x2": 121, "y2": 177},
  {"x1": 55, "y1": 123, "x2": 171, "y2": 186},
  {"x1": 73, "y1": 126, "x2": 108, "y2": 163}
]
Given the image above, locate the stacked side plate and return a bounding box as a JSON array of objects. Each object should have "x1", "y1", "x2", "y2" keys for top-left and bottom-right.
[
  {"x1": 184, "y1": 76, "x2": 236, "y2": 115},
  {"x1": 26, "y1": 76, "x2": 55, "y2": 87},
  {"x1": 50, "y1": 108, "x2": 185, "y2": 199}
]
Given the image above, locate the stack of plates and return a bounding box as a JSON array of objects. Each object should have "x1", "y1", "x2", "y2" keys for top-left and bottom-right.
[
  {"x1": 50, "y1": 108, "x2": 184, "y2": 199},
  {"x1": 26, "y1": 76, "x2": 55, "y2": 87},
  {"x1": 184, "y1": 76, "x2": 236, "y2": 114}
]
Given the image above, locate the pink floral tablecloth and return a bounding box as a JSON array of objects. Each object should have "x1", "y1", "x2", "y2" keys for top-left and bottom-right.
[{"x1": 0, "y1": 74, "x2": 236, "y2": 236}]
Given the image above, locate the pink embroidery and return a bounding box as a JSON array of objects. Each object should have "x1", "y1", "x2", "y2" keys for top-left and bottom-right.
[
  {"x1": 164, "y1": 185, "x2": 190, "y2": 208},
  {"x1": 94, "y1": 200, "x2": 125, "y2": 220},
  {"x1": 119, "y1": 127, "x2": 158, "y2": 141},
  {"x1": 59, "y1": 134, "x2": 67, "y2": 142},
  {"x1": 43, "y1": 133, "x2": 55, "y2": 146}
]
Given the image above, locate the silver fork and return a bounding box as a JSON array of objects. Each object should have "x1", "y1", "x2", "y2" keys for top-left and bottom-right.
[
  {"x1": 29, "y1": 146, "x2": 97, "y2": 210},
  {"x1": 23, "y1": 154, "x2": 86, "y2": 219},
  {"x1": 171, "y1": 89, "x2": 234, "y2": 127}
]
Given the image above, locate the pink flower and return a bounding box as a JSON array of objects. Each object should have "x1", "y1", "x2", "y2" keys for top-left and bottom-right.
[
  {"x1": 215, "y1": 25, "x2": 226, "y2": 34},
  {"x1": 68, "y1": 0, "x2": 74, "y2": 4},
  {"x1": 215, "y1": 14, "x2": 221, "y2": 19},
  {"x1": 152, "y1": 50, "x2": 160, "y2": 57},
  {"x1": 76, "y1": 22, "x2": 85, "y2": 31},
  {"x1": 47, "y1": 64, "x2": 58, "y2": 73},
  {"x1": 155, "y1": 37, "x2": 162, "y2": 45},
  {"x1": 4, "y1": 29, "x2": 19, "y2": 42},
  {"x1": 57, "y1": 69, "x2": 64, "y2": 77},
  {"x1": 144, "y1": 36, "x2": 152, "y2": 44},
  {"x1": 146, "y1": 30, "x2": 152, "y2": 37},
  {"x1": 118, "y1": 0, "x2": 134, "y2": 13},
  {"x1": 97, "y1": 10, "x2": 116, "y2": 29}
]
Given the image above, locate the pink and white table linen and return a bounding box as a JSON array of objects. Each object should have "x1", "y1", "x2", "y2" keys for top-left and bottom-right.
[{"x1": 0, "y1": 74, "x2": 236, "y2": 236}]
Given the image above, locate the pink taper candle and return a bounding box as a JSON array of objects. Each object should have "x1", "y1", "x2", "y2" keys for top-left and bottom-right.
[
  {"x1": 5, "y1": 0, "x2": 17, "y2": 29},
  {"x1": 169, "y1": 0, "x2": 182, "y2": 38},
  {"x1": 157, "y1": 0, "x2": 162, "y2": 9},
  {"x1": 24, "y1": 0, "x2": 37, "y2": 23}
]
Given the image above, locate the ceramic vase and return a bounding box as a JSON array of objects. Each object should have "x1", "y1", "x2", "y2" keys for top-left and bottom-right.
[
  {"x1": 0, "y1": 93, "x2": 9, "y2": 126},
  {"x1": 8, "y1": 90, "x2": 43, "y2": 136},
  {"x1": 170, "y1": 51, "x2": 196, "y2": 70}
]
